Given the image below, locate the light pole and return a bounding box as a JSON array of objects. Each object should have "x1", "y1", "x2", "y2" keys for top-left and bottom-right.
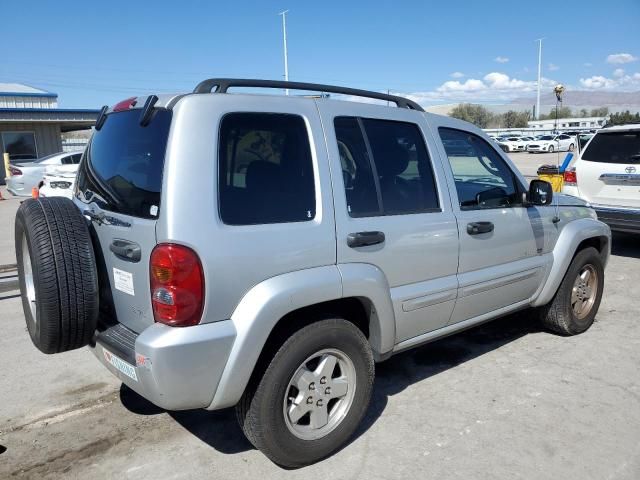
[
  {"x1": 535, "y1": 38, "x2": 544, "y2": 120},
  {"x1": 279, "y1": 10, "x2": 290, "y2": 95}
]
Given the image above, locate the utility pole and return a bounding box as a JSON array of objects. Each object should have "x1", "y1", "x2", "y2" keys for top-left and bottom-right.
[
  {"x1": 279, "y1": 10, "x2": 290, "y2": 95},
  {"x1": 536, "y1": 38, "x2": 544, "y2": 120}
]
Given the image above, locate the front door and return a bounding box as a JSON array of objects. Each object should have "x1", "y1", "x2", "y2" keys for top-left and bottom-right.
[
  {"x1": 430, "y1": 119, "x2": 547, "y2": 324},
  {"x1": 317, "y1": 101, "x2": 459, "y2": 343}
]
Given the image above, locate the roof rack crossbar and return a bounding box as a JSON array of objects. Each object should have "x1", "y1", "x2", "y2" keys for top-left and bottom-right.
[{"x1": 192, "y1": 78, "x2": 424, "y2": 112}]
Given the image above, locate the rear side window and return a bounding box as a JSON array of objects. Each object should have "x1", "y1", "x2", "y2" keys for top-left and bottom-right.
[
  {"x1": 218, "y1": 113, "x2": 315, "y2": 225},
  {"x1": 335, "y1": 117, "x2": 439, "y2": 217},
  {"x1": 78, "y1": 109, "x2": 172, "y2": 219},
  {"x1": 581, "y1": 131, "x2": 640, "y2": 164}
]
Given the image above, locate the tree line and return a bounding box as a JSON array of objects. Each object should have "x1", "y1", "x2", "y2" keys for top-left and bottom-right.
[{"x1": 448, "y1": 104, "x2": 639, "y2": 128}]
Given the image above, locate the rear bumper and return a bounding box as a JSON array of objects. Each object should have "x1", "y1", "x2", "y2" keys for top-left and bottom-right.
[
  {"x1": 91, "y1": 320, "x2": 236, "y2": 410},
  {"x1": 594, "y1": 205, "x2": 640, "y2": 234}
]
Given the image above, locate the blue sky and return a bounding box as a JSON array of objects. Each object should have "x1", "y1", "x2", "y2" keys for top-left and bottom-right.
[{"x1": 2, "y1": 0, "x2": 639, "y2": 108}]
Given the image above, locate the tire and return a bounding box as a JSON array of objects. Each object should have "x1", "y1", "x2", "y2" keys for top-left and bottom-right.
[
  {"x1": 236, "y1": 318, "x2": 374, "y2": 467},
  {"x1": 568, "y1": 143, "x2": 575, "y2": 152},
  {"x1": 539, "y1": 247, "x2": 604, "y2": 336},
  {"x1": 15, "y1": 197, "x2": 99, "y2": 354},
  {"x1": 548, "y1": 145, "x2": 554, "y2": 153}
]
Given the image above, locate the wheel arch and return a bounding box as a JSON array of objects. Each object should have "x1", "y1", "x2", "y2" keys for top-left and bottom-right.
[
  {"x1": 207, "y1": 264, "x2": 395, "y2": 410},
  {"x1": 533, "y1": 218, "x2": 611, "y2": 307}
]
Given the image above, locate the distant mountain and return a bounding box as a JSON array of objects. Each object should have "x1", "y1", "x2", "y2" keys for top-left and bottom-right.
[{"x1": 511, "y1": 90, "x2": 640, "y2": 108}]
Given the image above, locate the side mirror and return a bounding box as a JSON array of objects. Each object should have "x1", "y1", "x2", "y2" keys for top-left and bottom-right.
[{"x1": 528, "y1": 179, "x2": 553, "y2": 206}]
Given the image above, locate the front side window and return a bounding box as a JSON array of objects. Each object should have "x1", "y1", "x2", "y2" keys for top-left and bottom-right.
[
  {"x1": 335, "y1": 117, "x2": 439, "y2": 217},
  {"x1": 439, "y1": 128, "x2": 522, "y2": 210},
  {"x1": 2, "y1": 131, "x2": 37, "y2": 160},
  {"x1": 218, "y1": 113, "x2": 315, "y2": 225}
]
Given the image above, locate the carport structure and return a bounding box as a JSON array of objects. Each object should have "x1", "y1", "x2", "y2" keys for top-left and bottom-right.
[{"x1": 0, "y1": 83, "x2": 99, "y2": 163}]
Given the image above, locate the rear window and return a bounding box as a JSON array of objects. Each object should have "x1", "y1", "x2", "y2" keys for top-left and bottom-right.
[
  {"x1": 581, "y1": 131, "x2": 640, "y2": 164},
  {"x1": 77, "y1": 109, "x2": 172, "y2": 219}
]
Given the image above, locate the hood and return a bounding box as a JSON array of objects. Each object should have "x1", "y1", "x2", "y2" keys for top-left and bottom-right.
[
  {"x1": 555, "y1": 193, "x2": 591, "y2": 207},
  {"x1": 43, "y1": 164, "x2": 79, "y2": 177}
]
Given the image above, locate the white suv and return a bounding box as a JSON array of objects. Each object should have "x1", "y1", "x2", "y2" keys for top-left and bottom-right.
[
  {"x1": 527, "y1": 134, "x2": 575, "y2": 153},
  {"x1": 562, "y1": 124, "x2": 640, "y2": 233}
]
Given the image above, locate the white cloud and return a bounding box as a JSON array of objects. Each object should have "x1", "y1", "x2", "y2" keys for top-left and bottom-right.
[
  {"x1": 579, "y1": 72, "x2": 640, "y2": 90},
  {"x1": 495, "y1": 56, "x2": 509, "y2": 63},
  {"x1": 397, "y1": 72, "x2": 556, "y2": 104},
  {"x1": 450, "y1": 72, "x2": 465, "y2": 78},
  {"x1": 548, "y1": 63, "x2": 560, "y2": 71},
  {"x1": 606, "y1": 53, "x2": 638, "y2": 64}
]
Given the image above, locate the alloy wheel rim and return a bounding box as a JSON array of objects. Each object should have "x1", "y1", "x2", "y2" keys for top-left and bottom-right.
[
  {"x1": 571, "y1": 264, "x2": 597, "y2": 320},
  {"x1": 22, "y1": 234, "x2": 36, "y2": 322},
  {"x1": 283, "y1": 348, "x2": 357, "y2": 441}
]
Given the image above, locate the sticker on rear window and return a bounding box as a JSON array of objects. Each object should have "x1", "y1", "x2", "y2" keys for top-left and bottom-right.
[{"x1": 113, "y1": 268, "x2": 135, "y2": 296}]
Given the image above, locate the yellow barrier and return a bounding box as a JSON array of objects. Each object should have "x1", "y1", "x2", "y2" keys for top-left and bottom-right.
[{"x1": 3, "y1": 153, "x2": 9, "y2": 179}]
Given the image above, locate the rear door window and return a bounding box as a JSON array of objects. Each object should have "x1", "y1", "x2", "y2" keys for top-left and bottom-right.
[
  {"x1": 78, "y1": 109, "x2": 172, "y2": 219},
  {"x1": 218, "y1": 113, "x2": 315, "y2": 225},
  {"x1": 581, "y1": 131, "x2": 640, "y2": 164},
  {"x1": 334, "y1": 117, "x2": 439, "y2": 217}
]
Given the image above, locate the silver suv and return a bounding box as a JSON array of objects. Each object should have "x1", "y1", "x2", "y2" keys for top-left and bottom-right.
[{"x1": 15, "y1": 79, "x2": 611, "y2": 467}]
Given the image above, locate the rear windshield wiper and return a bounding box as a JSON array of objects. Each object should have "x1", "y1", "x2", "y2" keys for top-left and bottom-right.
[{"x1": 82, "y1": 158, "x2": 125, "y2": 209}]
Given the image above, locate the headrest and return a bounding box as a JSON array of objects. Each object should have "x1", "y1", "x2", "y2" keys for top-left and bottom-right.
[{"x1": 374, "y1": 142, "x2": 410, "y2": 177}]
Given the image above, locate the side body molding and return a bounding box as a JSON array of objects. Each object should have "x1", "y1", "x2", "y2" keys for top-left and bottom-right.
[{"x1": 532, "y1": 218, "x2": 611, "y2": 307}]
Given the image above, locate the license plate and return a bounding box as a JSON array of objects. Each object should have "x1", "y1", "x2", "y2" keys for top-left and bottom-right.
[{"x1": 103, "y1": 349, "x2": 138, "y2": 382}]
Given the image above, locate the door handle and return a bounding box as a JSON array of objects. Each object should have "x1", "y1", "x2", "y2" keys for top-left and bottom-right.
[
  {"x1": 467, "y1": 221, "x2": 494, "y2": 235},
  {"x1": 110, "y1": 239, "x2": 142, "y2": 262},
  {"x1": 347, "y1": 231, "x2": 386, "y2": 248}
]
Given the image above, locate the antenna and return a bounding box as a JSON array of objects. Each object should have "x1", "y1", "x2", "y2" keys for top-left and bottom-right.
[{"x1": 278, "y1": 10, "x2": 290, "y2": 95}]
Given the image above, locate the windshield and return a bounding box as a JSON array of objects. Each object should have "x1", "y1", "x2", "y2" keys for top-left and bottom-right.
[
  {"x1": 539, "y1": 135, "x2": 555, "y2": 140},
  {"x1": 76, "y1": 108, "x2": 172, "y2": 219},
  {"x1": 581, "y1": 131, "x2": 640, "y2": 164}
]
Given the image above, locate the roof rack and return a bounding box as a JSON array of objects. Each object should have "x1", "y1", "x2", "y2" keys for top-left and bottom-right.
[{"x1": 193, "y1": 78, "x2": 424, "y2": 112}]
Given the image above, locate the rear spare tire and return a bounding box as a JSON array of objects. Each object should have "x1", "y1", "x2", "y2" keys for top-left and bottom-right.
[{"x1": 15, "y1": 197, "x2": 99, "y2": 354}]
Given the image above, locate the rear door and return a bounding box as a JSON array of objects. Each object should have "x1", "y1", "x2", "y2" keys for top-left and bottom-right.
[
  {"x1": 75, "y1": 105, "x2": 172, "y2": 333},
  {"x1": 575, "y1": 128, "x2": 640, "y2": 208},
  {"x1": 317, "y1": 101, "x2": 459, "y2": 343}
]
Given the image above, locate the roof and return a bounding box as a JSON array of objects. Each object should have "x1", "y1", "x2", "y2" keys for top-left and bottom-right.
[{"x1": 0, "y1": 83, "x2": 57, "y2": 98}]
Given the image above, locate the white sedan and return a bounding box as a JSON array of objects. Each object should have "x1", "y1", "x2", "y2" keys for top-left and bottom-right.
[
  {"x1": 498, "y1": 136, "x2": 527, "y2": 152},
  {"x1": 527, "y1": 134, "x2": 576, "y2": 153},
  {"x1": 5, "y1": 150, "x2": 83, "y2": 196},
  {"x1": 39, "y1": 164, "x2": 79, "y2": 199}
]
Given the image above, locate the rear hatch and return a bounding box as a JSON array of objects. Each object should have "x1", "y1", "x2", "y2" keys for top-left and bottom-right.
[
  {"x1": 75, "y1": 102, "x2": 172, "y2": 333},
  {"x1": 576, "y1": 128, "x2": 640, "y2": 208}
]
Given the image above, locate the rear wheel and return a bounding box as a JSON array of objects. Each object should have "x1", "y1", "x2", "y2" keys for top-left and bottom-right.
[
  {"x1": 548, "y1": 145, "x2": 554, "y2": 153},
  {"x1": 568, "y1": 143, "x2": 575, "y2": 152},
  {"x1": 15, "y1": 197, "x2": 99, "y2": 354},
  {"x1": 540, "y1": 247, "x2": 604, "y2": 335},
  {"x1": 236, "y1": 318, "x2": 374, "y2": 467}
]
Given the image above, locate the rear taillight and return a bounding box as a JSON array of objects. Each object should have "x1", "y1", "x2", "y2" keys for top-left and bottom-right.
[
  {"x1": 563, "y1": 169, "x2": 577, "y2": 186},
  {"x1": 150, "y1": 244, "x2": 204, "y2": 327},
  {"x1": 9, "y1": 166, "x2": 22, "y2": 176}
]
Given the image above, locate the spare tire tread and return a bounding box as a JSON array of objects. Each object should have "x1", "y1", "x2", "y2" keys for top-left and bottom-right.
[{"x1": 16, "y1": 197, "x2": 99, "y2": 354}]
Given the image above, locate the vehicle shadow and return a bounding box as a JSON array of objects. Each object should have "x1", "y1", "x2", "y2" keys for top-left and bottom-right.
[
  {"x1": 119, "y1": 311, "x2": 540, "y2": 461},
  {"x1": 611, "y1": 232, "x2": 640, "y2": 259}
]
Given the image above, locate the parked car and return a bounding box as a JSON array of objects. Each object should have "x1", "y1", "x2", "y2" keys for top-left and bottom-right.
[
  {"x1": 562, "y1": 124, "x2": 640, "y2": 233},
  {"x1": 499, "y1": 136, "x2": 527, "y2": 152},
  {"x1": 38, "y1": 163, "x2": 80, "y2": 199},
  {"x1": 14, "y1": 79, "x2": 611, "y2": 468},
  {"x1": 5, "y1": 150, "x2": 83, "y2": 196},
  {"x1": 527, "y1": 134, "x2": 575, "y2": 153}
]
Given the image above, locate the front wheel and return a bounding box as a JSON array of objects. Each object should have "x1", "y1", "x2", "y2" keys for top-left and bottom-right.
[
  {"x1": 568, "y1": 143, "x2": 575, "y2": 152},
  {"x1": 236, "y1": 318, "x2": 374, "y2": 467},
  {"x1": 539, "y1": 247, "x2": 604, "y2": 335}
]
